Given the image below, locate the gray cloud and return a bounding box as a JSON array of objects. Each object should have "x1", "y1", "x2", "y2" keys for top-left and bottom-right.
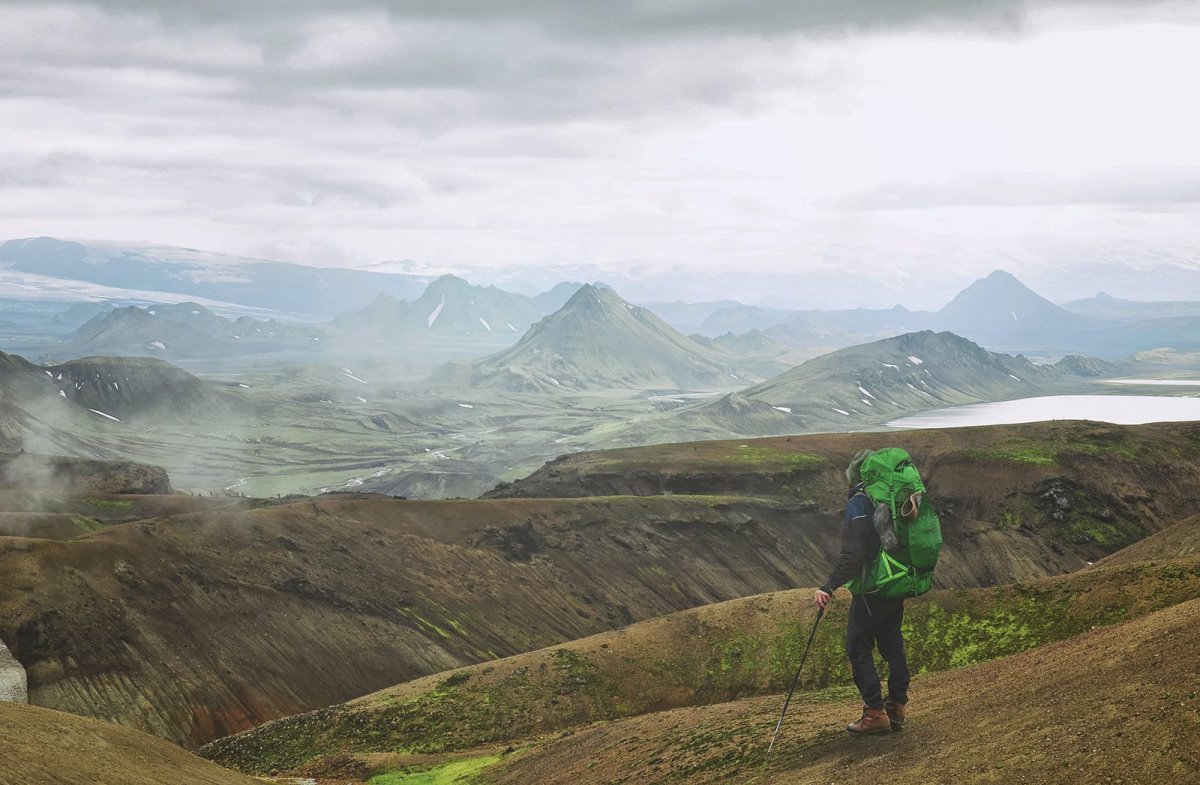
[
  {"x1": 0, "y1": 152, "x2": 92, "y2": 188},
  {"x1": 1, "y1": 0, "x2": 1197, "y2": 276},
  {"x1": 842, "y1": 169, "x2": 1200, "y2": 211},
  {"x1": 15, "y1": 1, "x2": 1181, "y2": 40},
  {"x1": 4, "y1": 2, "x2": 1186, "y2": 114}
]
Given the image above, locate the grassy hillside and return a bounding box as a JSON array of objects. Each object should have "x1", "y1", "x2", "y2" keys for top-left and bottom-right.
[
  {"x1": 1089, "y1": 513, "x2": 1200, "y2": 568},
  {"x1": 484, "y1": 592, "x2": 1200, "y2": 785},
  {"x1": 199, "y1": 555, "x2": 1200, "y2": 775},
  {"x1": 3, "y1": 422, "x2": 1199, "y2": 750},
  {"x1": 0, "y1": 702, "x2": 257, "y2": 785}
]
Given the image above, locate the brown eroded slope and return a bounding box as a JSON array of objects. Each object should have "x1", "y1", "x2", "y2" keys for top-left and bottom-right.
[
  {"x1": 484, "y1": 593, "x2": 1200, "y2": 785},
  {"x1": 0, "y1": 702, "x2": 257, "y2": 785},
  {"x1": 4, "y1": 421, "x2": 1200, "y2": 750},
  {"x1": 0, "y1": 494, "x2": 843, "y2": 749},
  {"x1": 490, "y1": 420, "x2": 1200, "y2": 562},
  {"x1": 200, "y1": 556, "x2": 1200, "y2": 775},
  {"x1": 1090, "y1": 513, "x2": 1200, "y2": 568}
]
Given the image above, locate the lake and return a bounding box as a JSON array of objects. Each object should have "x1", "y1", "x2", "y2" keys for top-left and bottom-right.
[{"x1": 887, "y1": 394, "x2": 1200, "y2": 429}]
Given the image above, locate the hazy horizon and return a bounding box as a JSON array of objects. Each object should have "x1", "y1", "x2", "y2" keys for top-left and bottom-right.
[{"x1": 3, "y1": 1, "x2": 1200, "y2": 308}]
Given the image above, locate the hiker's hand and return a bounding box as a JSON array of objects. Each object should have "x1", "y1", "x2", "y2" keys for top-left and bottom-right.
[{"x1": 814, "y1": 589, "x2": 831, "y2": 609}]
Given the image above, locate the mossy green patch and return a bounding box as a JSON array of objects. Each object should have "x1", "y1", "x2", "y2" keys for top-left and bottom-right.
[
  {"x1": 82, "y1": 498, "x2": 135, "y2": 510},
  {"x1": 905, "y1": 602, "x2": 1040, "y2": 670},
  {"x1": 1065, "y1": 516, "x2": 1132, "y2": 548},
  {"x1": 71, "y1": 515, "x2": 107, "y2": 533},
  {"x1": 966, "y1": 445, "x2": 1058, "y2": 465},
  {"x1": 727, "y1": 447, "x2": 826, "y2": 470},
  {"x1": 203, "y1": 562, "x2": 1200, "y2": 776},
  {"x1": 369, "y1": 754, "x2": 502, "y2": 784}
]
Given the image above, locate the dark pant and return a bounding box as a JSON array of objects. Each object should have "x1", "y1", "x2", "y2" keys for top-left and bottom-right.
[{"x1": 845, "y1": 594, "x2": 910, "y2": 709}]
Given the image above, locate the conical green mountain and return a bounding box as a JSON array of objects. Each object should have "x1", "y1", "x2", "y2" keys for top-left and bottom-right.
[
  {"x1": 533, "y1": 281, "x2": 587, "y2": 313},
  {"x1": 935, "y1": 269, "x2": 1095, "y2": 339},
  {"x1": 429, "y1": 284, "x2": 741, "y2": 391}
]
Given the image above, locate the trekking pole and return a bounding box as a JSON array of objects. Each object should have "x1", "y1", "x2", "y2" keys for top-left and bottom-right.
[{"x1": 766, "y1": 605, "x2": 825, "y2": 756}]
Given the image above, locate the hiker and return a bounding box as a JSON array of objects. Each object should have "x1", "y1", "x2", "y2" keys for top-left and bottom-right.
[{"x1": 814, "y1": 449, "x2": 910, "y2": 735}]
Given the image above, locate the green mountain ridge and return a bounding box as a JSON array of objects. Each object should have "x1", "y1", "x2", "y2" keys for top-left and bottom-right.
[
  {"x1": 49, "y1": 355, "x2": 239, "y2": 422},
  {"x1": 579, "y1": 330, "x2": 1110, "y2": 447},
  {"x1": 428, "y1": 284, "x2": 744, "y2": 392}
]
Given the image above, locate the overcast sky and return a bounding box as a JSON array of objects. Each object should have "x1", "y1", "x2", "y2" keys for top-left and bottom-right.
[{"x1": 3, "y1": 0, "x2": 1199, "y2": 296}]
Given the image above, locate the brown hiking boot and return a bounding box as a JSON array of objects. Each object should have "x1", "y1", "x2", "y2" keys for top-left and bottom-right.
[
  {"x1": 846, "y1": 706, "x2": 891, "y2": 735},
  {"x1": 884, "y1": 698, "x2": 907, "y2": 730}
]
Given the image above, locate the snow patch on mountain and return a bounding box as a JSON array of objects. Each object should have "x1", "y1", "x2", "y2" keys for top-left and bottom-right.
[{"x1": 427, "y1": 295, "x2": 446, "y2": 327}]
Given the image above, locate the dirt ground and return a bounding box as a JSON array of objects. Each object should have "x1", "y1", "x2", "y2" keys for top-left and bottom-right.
[
  {"x1": 0, "y1": 702, "x2": 258, "y2": 785},
  {"x1": 485, "y1": 596, "x2": 1200, "y2": 785}
]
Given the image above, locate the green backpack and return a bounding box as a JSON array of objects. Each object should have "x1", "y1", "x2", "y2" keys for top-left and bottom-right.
[{"x1": 847, "y1": 447, "x2": 943, "y2": 599}]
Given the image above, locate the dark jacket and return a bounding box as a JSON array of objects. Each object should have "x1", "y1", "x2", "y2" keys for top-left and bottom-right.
[{"x1": 821, "y1": 484, "x2": 881, "y2": 594}]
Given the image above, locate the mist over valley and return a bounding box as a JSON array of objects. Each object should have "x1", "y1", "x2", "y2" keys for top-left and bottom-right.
[{"x1": 3, "y1": 3, "x2": 1200, "y2": 781}]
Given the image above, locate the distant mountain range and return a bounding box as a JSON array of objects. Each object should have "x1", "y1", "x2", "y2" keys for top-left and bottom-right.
[
  {"x1": 1062, "y1": 292, "x2": 1200, "y2": 321},
  {"x1": 4, "y1": 235, "x2": 1200, "y2": 365},
  {"x1": 334, "y1": 274, "x2": 548, "y2": 336},
  {"x1": 691, "y1": 269, "x2": 1200, "y2": 359},
  {"x1": 429, "y1": 284, "x2": 744, "y2": 392},
  {"x1": 0, "y1": 237, "x2": 428, "y2": 317}
]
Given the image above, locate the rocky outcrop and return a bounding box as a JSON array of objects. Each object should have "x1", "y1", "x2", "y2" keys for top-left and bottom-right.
[
  {"x1": 0, "y1": 453, "x2": 171, "y2": 495},
  {"x1": 0, "y1": 638, "x2": 26, "y2": 703}
]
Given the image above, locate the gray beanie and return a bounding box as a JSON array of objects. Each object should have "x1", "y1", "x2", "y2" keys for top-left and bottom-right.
[{"x1": 846, "y1": 449, "x2": 873, "y2": 485}]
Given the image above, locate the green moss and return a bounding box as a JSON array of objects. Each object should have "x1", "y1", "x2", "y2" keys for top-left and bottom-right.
[
  {"x1": 966, "y1": 445, "x2": 1058, "y2": 465},
  {"x1": 552, "y1": 648, "x2": 591, "y2": 681},
  {"x1": 905, "y1": 602, "x2": 1039, "y2": 670},
  {"x1": 402, "y1": 608, "x2": 454, "y2": 639},
  {"x1": 82, "y1": 498, "x2": 135, "y2": 510},
  {"x1": 727, "y1": 447, "x2": 825, "y2": 470},
  {"x1": 703, "y1": 630, "x2": 767, "y2": 683},
  {"x1": 369, "y1": 754, "x2": 502, "y2": 785},
  {"x1": 71, "y1": 515, "x2": 107, "y2": 533},
  {"x1": 1065, "y1": 516, "x2": 1131, "y2": 548}
]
